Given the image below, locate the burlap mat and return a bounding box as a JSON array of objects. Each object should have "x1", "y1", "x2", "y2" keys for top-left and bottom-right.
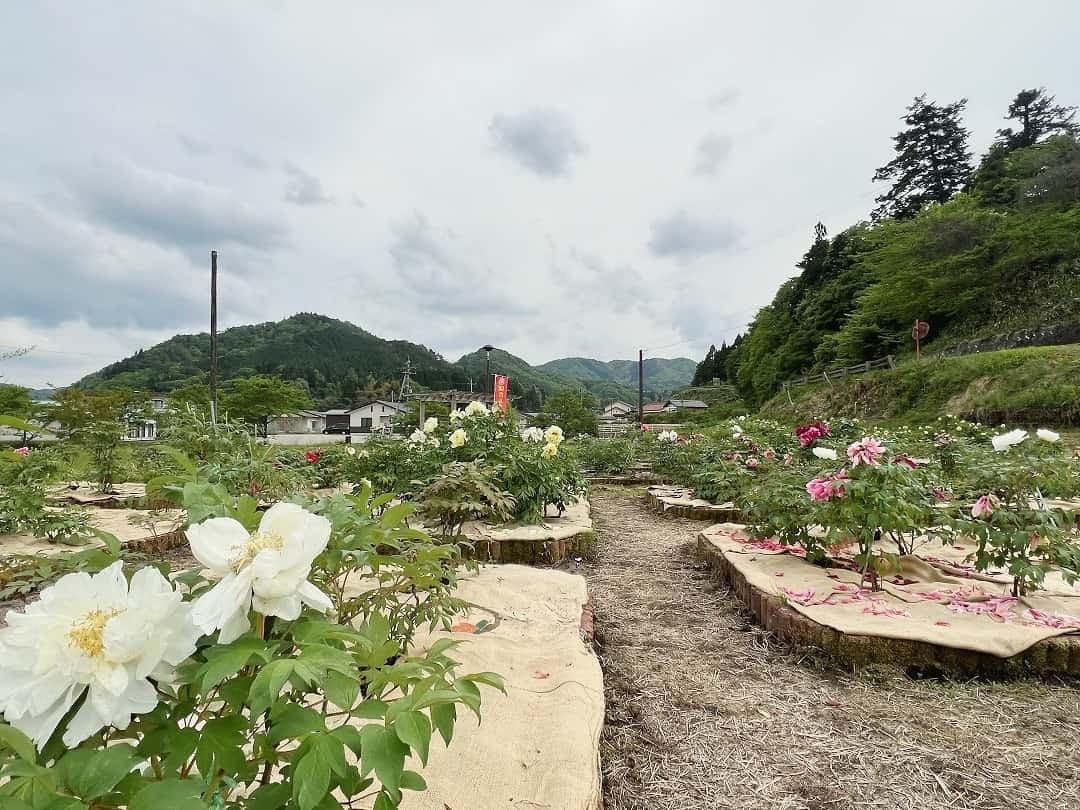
[{"x1": 702, "y1": 523, "x2": 1080, "y2": 658}]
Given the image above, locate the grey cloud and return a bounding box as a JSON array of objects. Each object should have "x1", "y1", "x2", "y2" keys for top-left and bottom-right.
[
  {"x1": 177, "y1": 133, "x2": 214, "y2": 156},
  {"x1": 557, "y1": 247, "x2": 654, "y2": 314},
  {"x1": 708, "y1": 88, "x2": 740, "y2": 108},
  {"x1": 63, "y1": 160, "x2": 289, "y2": 257},
  {"x1": 283, "y1": 162, "x2": 334, "y2": 205},
  {"x1": 387, "y1": 212, "x2": 524, "y2": 314},
  {"x1": 232, "y1": 148, "x2": 269, "y2": 171},
  {"x1": 647, "y1": 210, "x2": 741, "y2": 261},
  {"x1": 489, "y1": 109, "x2": 586, "y2": 177},
  {"x1": 693, "y1": 133, "x2": 733, "y2": 176},
  {"x1": 0, "y1": 196, "x2": 204, "y2": 328},
  {"x1": 351, "y1": 193, "x2": 367, "y2": 209}
]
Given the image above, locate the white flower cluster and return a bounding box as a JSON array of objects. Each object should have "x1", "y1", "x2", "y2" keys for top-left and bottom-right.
[
  {"x1": 990, "y1": 428, "x2": 1059, "y2": 452},
  {"x1": 540, "y1": 425, "x2": 563, "y2": 457},
  {"x1": 812, "y1": 446, "x2": 838, "y2": 460},
  {"x1": 0, "y1": 502, "x2": 335, "y2": 750},
  {"x1": 449, "y1": 428, "x2": 468, "y2": 448},
  {"x1": 657, "y1": 430, "x2": 678, "y2": 443},
  {"x1": 521, "y1": 426, "x2": 545, "y2": 443}
]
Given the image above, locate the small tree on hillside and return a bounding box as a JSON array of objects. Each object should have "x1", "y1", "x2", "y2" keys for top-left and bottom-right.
[
  {"x1": 532, "y1": 390, "x2": 599, "y2": 437},
  {"x1": 872, "y1": 95, "x2": 972, "y2": 221},
  {"x1": 221, "y1": 376, "x2": 314, "y2": 437},
  {"x1": 996, "y1": 87, "x2": 1078, "y2": 151}
]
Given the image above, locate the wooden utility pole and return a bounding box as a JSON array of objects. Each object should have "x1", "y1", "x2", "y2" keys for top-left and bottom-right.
[
  {"x1": 638, "y1": 348, "x2": 644, "y2": 425},
  {"x1": 210, "y1": 250, "x2": 219, "y2": 423}
]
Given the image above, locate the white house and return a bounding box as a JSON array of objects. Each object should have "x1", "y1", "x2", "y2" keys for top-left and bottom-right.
[
  {"x1": 602, "y1": 400, "x2": 634, "y2": 418},
  {"x1": 267, "y1": 410, "x2": 326, "y2": 435},
  {"x1": 350, "y1": 400, "x2": 409, "y2": 433}
]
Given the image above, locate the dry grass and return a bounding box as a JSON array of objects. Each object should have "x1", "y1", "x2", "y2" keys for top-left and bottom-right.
[{"x1": 585, "y1": 487, "x2": 1080, "y2": 810}]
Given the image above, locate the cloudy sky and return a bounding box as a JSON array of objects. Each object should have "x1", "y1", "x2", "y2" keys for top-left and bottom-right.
[{"x1": 3, "y1": 1, "x2": 1078, "y2": 388}]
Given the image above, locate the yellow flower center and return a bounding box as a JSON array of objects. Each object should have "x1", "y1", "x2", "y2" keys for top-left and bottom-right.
[
  {"x1": 68, "y1": 608, "x2": 122, "y2": 658},
  {"x1": 230, "y1": 530, "x2": 286, "y2": 570}
]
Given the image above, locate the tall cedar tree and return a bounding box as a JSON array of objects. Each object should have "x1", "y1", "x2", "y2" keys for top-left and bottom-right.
[
  {"x1": 995, "y1": 87, "x2": 1078, "y2": 151},
  {"x1": 872, "y1": 95, "x2": 972, "y2": 221}
]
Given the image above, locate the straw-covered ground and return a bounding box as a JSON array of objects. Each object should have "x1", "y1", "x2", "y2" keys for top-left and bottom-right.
[{"x1": 585, "y1": 486, "x2": 1080, "y2": 810}]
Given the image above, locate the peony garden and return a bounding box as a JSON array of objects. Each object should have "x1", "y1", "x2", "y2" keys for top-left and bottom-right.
[{"x1": 2, "y1": 403, "x2": 1080, "y2": 808}]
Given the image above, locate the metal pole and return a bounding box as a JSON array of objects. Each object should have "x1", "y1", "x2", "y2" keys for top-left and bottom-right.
[
  {"x1": 209, "y1": 251, "x2": 218, "y2": 423},
  {"x1": 638, "y1": 348, "x2": 644, "y2": 424},
  {"x1": 481, "y1": 344, "x2": 495, "y2": 397}
]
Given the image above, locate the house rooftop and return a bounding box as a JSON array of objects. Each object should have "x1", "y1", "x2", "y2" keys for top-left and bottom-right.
[{"x1": 666, "y1": 399, "x2": 708, "y2": 409}]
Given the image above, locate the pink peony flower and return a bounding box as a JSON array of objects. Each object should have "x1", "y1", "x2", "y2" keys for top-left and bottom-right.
[
  {"x1": 305, "y1": 449, "x2": 322, "y2": 464},
  {"x1": 795, "y1": 420, "x2": 831, "y2": 447},
  {"x1": 745, "y1": 457, "x2": 760, "y2": 469},
  {"x1": 806, "y1": 471, "x2": 847, "y2": 502},
  {"x1": 14, "y1": 446, "x2": 30, "y2": 456},
  {"x1": 893, "y1": 454, "x2": 919, "y2": 469},
  {"x1": 970, "y1": 494, "x2": 998, "y2": 519},
  {"x1": 782, "y1": 453, "x2": 793, "y2": 467},
  {"x1": 846, "y1": 437, "x2": 885, "y2": 466},
  {"x1": 932, "y1": 487, "x2": 948, "y2": 502},
  {"x1": 763, "y1": 448, "x2": 776, "y2": 460}
]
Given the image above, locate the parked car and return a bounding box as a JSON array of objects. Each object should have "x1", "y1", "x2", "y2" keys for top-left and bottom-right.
[{"x1": 322, "y1": 424, "x2": 352, "y2": 434}]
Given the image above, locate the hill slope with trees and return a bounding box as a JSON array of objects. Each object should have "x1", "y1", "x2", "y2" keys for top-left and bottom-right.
[
  {"x1": 537, "y1": 356, "x2": 695, "y2": 397},
  {"x1": 694, "y1": 86, "x2": 1080, "y2": 411}
]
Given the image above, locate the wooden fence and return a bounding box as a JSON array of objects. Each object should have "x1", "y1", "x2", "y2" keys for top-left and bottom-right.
[{"x1": 783, "y1": 355, "x2": 895, "y2": 390}]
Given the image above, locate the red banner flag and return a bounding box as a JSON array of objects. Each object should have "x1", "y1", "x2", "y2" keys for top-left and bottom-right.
[{"x1": 493, "y1": 374, "x2": 510, "y2": 412}]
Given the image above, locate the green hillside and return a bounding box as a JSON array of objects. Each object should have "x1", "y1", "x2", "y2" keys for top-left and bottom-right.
[
  {"x1": 78, "y1": 313, "x2": 469, "y2": 408},
  {"x1": 759, "y1": 345, "x2": 1080, "y2": 427},
  {"x1": 693, "y1": 89, "x2": 1080, "y2": 412},
  {"x1": 537, "y1": 356, "x2": 695, "y2": 398}
]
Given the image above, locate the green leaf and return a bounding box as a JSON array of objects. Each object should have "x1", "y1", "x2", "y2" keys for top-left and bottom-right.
[
  {"x1": 430, "y1": 702, "x2": 456, "y2": 747},
  {"x1": 195, "y1": 716, "x2": 247, "y2": 780},
  {"x1": 322, "y1": 670, "x2": 360, "y2": 710},
  {"x1": 129, "y1": 779, "x2": 205, "y2": 810},
  {"x1": 199, "y1": 637, "x2": 269, "y2": 693},
  {"x1": 393, "y1": 711, "x2": 432, "y2": 766},
  {"x1": 292, "y1": 734, "x2": 346, "y2": 810},
  {"x1": 359, "y1": 724, "x2": 407, "y2": 791},
  {"x1": 0, "y1": 725, "x2": 37, "y2": 764},
  {"x1": 267, "y1": 704, "x2": 326, "y2": 745},
  {"x1": 246, "y1": 783, "x2": 291, "y2": 810},
  {"x1": 249, "y1": 660, "x2": 295, "y2": 715},
  {"x1": 56, "y1": 744, "x2": 139, "y2": 800},
  {"x1": 400, "y1": 770, "x2": 427, "y2": 792},
  {"x1": 42, "y1": 799, "x2": 87, "y2": 810}
]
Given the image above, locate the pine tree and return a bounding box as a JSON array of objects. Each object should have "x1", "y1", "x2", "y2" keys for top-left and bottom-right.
[
  {"x1": 872, "y1": 95, "x2": 972, "y2": 221},
  {"x1": 996, "y1": 87, "x2": 1078, "y2": 151}
]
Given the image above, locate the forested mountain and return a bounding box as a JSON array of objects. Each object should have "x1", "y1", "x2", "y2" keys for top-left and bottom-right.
[
  {"x1": 696, "y1": 87, "x2": 1080, "y2": 406},
  {"x1": 537, "y1": 356, "x2": 695, "y2": 396},
  {"x1": 77, "y1": 313, "x2": 652, "y2": 411},
  {"x1": 79, "y1": 313, "x2": 471, "y2": 408}
]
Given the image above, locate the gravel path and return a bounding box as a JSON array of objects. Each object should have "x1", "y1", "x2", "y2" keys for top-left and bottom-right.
[{"x1": 585, "y1": 487, "x2": 1080, "y2": 810}]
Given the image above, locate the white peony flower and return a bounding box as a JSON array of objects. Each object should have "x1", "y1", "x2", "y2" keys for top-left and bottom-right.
[
  {"x1": 544, "y1": 425, "x2": 564, "y2": 445},
  {"x1": 345, "y1": 445, "x2": 356, "y2": 456},
  {"x1": 449, "y1": 428, "x2": 468, "y2": 448},
  {"x1": 464, "y1": 401, "x2": 488, "y2": 417},
  {"x1": 408, "y1": 429, "x2": 427, "y2": 444},
  {"x1": 359, "y1": 477, "x2": 372, "y2": 489},
  {"x1": 449, "y1": 409, "x2": 465, "y2": 423},
  {"x1": 429, "y1": 437, "x2": 440, "y2": 449},
  {"x1": 812, "y1": 446, "x2": 839, "y2": 460},
  {"x1": 991, "y1": 429, "x2": 1028, "y2": 452},
  {"x1": 541, "y1": 442, "x2": 559, "y2": 458},
  {"x1": 423, "y1": 417, "x2": 439, "y2": 434},
  {"x1": 521, "y1": 426, "x2": 545, "y2": 443},
  {"x1": 1037, "y1": 428, "x2": 1061, "y2": 443},
  {"x1": 188, "y1": 503, "x2": 333, "y2": 643},
  {"x1": 0, "y1": 562, "x2": 199, "y2": 749},
  {"x1": 657, "y1": 430, "x2": 678, "y2": 443}
]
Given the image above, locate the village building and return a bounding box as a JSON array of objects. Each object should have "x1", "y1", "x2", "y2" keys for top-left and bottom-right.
[
  {"x1": 602, "y1": 400, "x2": 635, "y2": 418},
  {"x1": 266, "y1": 410, "x2": 326, "y2": 435},
  {"x1": 349, "y1": 400, "x2": 409, "y2": 432}
]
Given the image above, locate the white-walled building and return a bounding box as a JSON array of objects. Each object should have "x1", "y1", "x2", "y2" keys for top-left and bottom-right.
[
  {"x1": 350, "y1": 400, "x2": 408, "y2": 432},
  {"x1": 267, "y1": 410, "x2": 326, "y2": 435}
]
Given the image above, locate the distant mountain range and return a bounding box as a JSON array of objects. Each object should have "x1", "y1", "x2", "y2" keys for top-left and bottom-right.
[{"x1": 76, "y1": 313, "x2": 694, "y2": 409}]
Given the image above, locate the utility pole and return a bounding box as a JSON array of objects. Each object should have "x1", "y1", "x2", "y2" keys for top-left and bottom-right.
[
  {"x1": 638, "y1": 348, "x2": 644, "y2": 425},
  {"x1": 209, "y1": 250, "x2": 219, "y2": 423},
  {"x1": 481, "y1": 345, "x2": 495, "y2": 396}
]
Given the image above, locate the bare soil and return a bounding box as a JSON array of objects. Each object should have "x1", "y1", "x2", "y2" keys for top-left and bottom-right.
[{"x1": 585, "y1": 487, "x2": 1080, "y2": 810}]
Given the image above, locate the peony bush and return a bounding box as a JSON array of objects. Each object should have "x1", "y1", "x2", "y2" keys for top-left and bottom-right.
[{"x1": 0, "y1": 484, "x2": 501, "y2": 809}]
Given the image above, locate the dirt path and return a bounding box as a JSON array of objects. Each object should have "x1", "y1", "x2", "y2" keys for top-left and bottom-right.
[{"x1": 585, "y1": 487, "x2": 1080, "y2": 810}]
